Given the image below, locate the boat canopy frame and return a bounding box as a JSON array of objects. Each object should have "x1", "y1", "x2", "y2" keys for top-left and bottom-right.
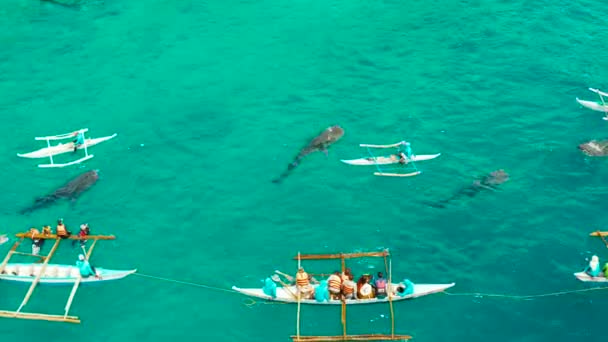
[
  {"x1": 289, "y1": 249, "x2": 413, "y2": 342},
  {"x1": 0, "y1": 232, "x2": 116, "y2": 324}
]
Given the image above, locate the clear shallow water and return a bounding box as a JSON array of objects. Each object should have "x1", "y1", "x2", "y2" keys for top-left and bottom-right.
[{"x1": 1, "y1": 0, "x2": 608, "y2": 341}]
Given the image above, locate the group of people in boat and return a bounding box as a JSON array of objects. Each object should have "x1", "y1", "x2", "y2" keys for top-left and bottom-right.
[
  {"x1": 584, "y1": 254, "x2": 608, "y2": 278},
  {"x1": 28, "y1": 219, "x2": 91, "y2": 256},
  {"x1": 291, "y1": 267, "x2": 414, "y2": 301}
]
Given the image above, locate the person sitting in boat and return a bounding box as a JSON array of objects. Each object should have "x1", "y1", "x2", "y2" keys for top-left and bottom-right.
[
  {"x1": 56, "y1": 219, "x2": 71, "y2": 238},
  {"x1": 295, "y1": 267, "x2": 314, "y2": 299},
  {"x1": 342, "y1": 274, "x2": 357, "y2": 300},
  {"x1": 357, "y1": 274, "x2": 374, "y2": 299},
  {"x1": 585, "y1": 255, "x2": 601, "y2": 277},
  {"x1": 373, "y1": 272, "x2": 388, "y2": 298},
  {"x1": 262, "y1": 277, "x2": 277, "y2": 298},
  {"x1": 394, "y1": 279, "x2": 414, "y2": 297},
  {"x1": 29, "y1": 227, "x2": 44, "y2": 256},
  {"x1": 327, "y1": 271, "x2": 343, "y2": 300},
  {"x1": 76, "y1": 254, "x2": 99, "y2": 279},
  {"x1": 41, "y1": 225, "x2": 52, "y2": 235},
  {"x1": 72, "y1": 223, "x2": 90, "y2": 247},
  {"x1": 341, "y1": 267, "x2": 353, "y2": 282},
  {"x1": 72, "y1": 131, "x2": 85, "y2": 152},
  {"x1": 315, "y1": 280, "x2": 330, "y2": 302}
]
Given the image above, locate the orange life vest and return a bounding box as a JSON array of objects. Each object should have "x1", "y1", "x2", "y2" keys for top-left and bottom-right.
[
  {"x1": 56, "y1": 224, "x2": 67, "y2": 236},
  {"x1": 296, "y1": 271, "x2": 310, "y2": 287},
  {"x1": 343, "y1": 280, "x2": 355, "y2": 295},
  {"x1": 328, "y1": 274, "x2": 342, "y2": 292}
]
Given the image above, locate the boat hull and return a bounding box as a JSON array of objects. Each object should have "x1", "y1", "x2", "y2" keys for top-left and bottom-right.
[
  {"x1": 341, "y1": 153, "x2": 441, "y2": 166},
  {"x1": 0, "y1": 263, "x2": 136, "y2": 284},
  {"x1": 17, "y1": 134, "x2": 117, "y2": 159},
  {"x1": 576, "y1": 98, "x2": 608, "y2": 113},
  {"x1": 573, "y1": 271, "x2": 608, "y2": 283},
  {"x1": 231, "y1": 282, "x2": 455, "y2": 305}
]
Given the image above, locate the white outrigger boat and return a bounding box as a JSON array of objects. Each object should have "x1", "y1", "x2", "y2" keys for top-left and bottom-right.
[
  {"x1": 232, "y1": 282, "x2": 455, "y2": 305},
  {"x1": 235, "y1": 250, "x2": 448, "y2": 341},
  {"x1": 17, "y1": 128, "x2": 117, "y2": 168},
  {"x1": 576, "y1": 88, "x2": 608, "y2": 120},
  {"x1": 0, "y1": 231, "x2": 134, "y2": 324},
  {"x1": 341, "y1": 140, "x2": 440, "y2": 177},
  {"x1": 0, "y1": 263, "x2": 136, "y2": 284}
]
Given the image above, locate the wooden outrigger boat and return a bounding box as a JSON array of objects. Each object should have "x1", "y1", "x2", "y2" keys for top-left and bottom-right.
[
  {"x1": 576, "y1": 88, "x2": 608, "y2": 120},
  {"x1": 17, "y1": 128, "x2": 117, "y2": 168},
  {"x1": 234, "y1": 249, "x2": 452, "y2": 341},
  {"x1": 573, "y1": 230, "x2": 608, "y2": 283},
  {"x1": 341, "y1": 141, "x2": 440, "y2": 177},
  {"x1": 0, "y1": 232, "x2": 134, "y2": 323}
]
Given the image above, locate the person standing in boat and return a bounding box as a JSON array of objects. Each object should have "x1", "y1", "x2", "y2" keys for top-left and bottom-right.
[
  {"x1": 585, "y1": 255, "x2": 601, "y2": 277},
  {"x1": 76, "y1": 254, "x2": 99, "y2": 279},
  {"x1": 56, "y1": 219, "x2": 71, "y2": 239},
  {"x1": 72, "y1": 131, "x2": 85, "y2": 153}
]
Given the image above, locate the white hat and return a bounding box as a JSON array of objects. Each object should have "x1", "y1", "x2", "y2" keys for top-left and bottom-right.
[{"x1": 78, "y1": 254, "x2": 85, "y2": 261}]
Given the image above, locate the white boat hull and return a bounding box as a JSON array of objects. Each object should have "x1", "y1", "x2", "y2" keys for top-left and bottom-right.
[
  {"x1": 232, "y1": 282, "x2": 455, "y2": 305},
  {"x1": 17, "y1": 134, "x2": 117, "y2": 159},
  {"x1": 574, "y1": 271, "x2": 608, "y2": 283},
  {"x1": 341, "y1": 153, "x2": 441, "y2": 166},
  {"x1": 0, "y1": 263, "x2": 136, "y2": 284},
  {"x1": 576, "y1": 98, "x2": 608, "y2": 113}
]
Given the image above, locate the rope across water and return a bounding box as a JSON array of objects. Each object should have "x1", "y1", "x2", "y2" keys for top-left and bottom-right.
[{"x1": 133, "y1": 272, "x2": 608, "y2": 302}]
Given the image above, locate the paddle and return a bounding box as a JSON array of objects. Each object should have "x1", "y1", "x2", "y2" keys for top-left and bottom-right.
[
  {"x1": 270, "y1": 274, "x2": 297, "y2": 299},
  {"x1": 275, "y1": 270, "x2": 320, "y2": 284}
]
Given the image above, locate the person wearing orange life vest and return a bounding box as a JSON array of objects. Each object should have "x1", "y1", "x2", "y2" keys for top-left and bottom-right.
[
  {"x1": 342, "y1": 274, "x2": 357, "y2": 300},
  {"x1": 295, "y1": 267, "x2": 313, "y2": 299},
  {"x1": 56, "y1": 219, "x2": 71, "y2": 238},
  {"x1": 327, "y1": 271, "x2": 342, "y2": 300}
]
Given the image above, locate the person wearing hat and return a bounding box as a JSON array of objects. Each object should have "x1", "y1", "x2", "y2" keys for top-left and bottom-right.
[
  {"x1": 76, "y1": 254, "x2": 99, "y2": 279},
  {"x1": 295, "y1": 267, "x2": 313, "y2": 299},
  {"x1": 72, "y1": 223, "x2": 90, "y2": 247}
]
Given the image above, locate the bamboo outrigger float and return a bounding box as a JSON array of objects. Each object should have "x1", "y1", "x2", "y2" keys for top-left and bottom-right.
[
  {"x1": 0, "y1": 231, "x2": 132, "y2": 324},
  {"x1": 290, "y1": 250, "x2": 413, "y2": 341}
]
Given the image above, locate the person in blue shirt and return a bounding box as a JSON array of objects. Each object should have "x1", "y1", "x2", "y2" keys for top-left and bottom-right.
[
  {"x1": 395, "y1": 279, "x2": 415, "y2": 297},
  {"x1": 76, "y1": 254, "x2": 99, "y2": 279},
  {"x1": 72, "y1": 131, "x2": 85, "y2": 152},
  {"x1": 262, "y1": 277, "x2": 277, "y2": 298}
]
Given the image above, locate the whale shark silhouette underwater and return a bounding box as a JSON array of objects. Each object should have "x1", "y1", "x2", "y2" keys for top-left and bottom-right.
[
  {"x1": 20, "y1": 169, "x2": 100, "y2": 215},
  {"x1": 423, "y1": 169, "x2": 509, "y2": 208}
]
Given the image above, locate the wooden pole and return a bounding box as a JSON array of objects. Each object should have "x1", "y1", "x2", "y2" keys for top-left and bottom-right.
[
  {"x1": 0, "y1": 237, "x2": 24, "y2": 273},
  {"x1": 597, "y1": 230, "x2": 608, "y2": 248},
  {"x1": 296, "y1": 251, "x2": 301, "y2": 340},
  {"x1": 340, "y1": 254, "x2": 346, "y2": 339},
  {"x1": 388, "y1": 257, "x2": 395, "y2": 337},
  {"x1": 64, "y1": 239, "x2": 98, "y2": 318},
  {"x1": 16, "y1": 238, "x2": 60, "y2": 314}
]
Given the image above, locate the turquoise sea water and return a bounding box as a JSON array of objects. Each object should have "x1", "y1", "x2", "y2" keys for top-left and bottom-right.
[{"x1": 1, "y1": 0, "x2": 608, "y2": 341}]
